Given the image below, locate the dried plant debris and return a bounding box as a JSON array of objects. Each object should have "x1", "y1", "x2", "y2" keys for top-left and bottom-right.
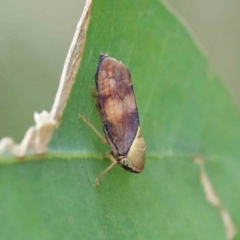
[
  {"x1": 194, "y1": 156, "x2": 236, "y2": 240},
  {"x1": 0, "y1": 0, "x2": 92, "y2": 158},
  {"x1": 0, "y1": 111, "x2": 56, "y2": 157}
]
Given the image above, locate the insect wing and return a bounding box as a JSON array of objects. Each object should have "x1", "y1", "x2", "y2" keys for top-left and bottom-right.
[{"x1": 96, "y1": 56, "x2": 139, "y2": 156}]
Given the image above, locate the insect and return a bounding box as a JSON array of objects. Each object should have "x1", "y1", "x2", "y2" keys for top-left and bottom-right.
[{"x1": 79, "y1": 53, "x2": 146, "y2": 187}]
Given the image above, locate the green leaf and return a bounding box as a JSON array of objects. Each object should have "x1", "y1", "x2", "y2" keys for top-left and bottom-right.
[{"x1": 0, "y1": 0, "x2": 239, "y2": 239}]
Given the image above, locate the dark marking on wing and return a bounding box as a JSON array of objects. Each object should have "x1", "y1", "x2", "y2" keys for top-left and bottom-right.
[{"x1": 96, "y1": 55, "x2": 139, "y2": 156}]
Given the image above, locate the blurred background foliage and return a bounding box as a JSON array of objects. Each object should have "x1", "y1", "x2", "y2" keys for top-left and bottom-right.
[{"x1": 0, "y1": 0, "x2": 239, "y2": 142}]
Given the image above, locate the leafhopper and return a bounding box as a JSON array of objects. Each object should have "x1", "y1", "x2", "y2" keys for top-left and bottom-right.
[{"x1": 80, "y1": 54, "x2": 146, "y2": 187}]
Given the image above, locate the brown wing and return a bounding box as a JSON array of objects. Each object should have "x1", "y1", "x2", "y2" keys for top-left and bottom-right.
[{"x1": 96, "y1": 55, "x2": 139, "y2": 156}]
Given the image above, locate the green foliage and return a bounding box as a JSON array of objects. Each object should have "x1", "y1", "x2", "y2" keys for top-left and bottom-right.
[{"x1": 1, "y1": 1, "x2": 240, "y2": 239}]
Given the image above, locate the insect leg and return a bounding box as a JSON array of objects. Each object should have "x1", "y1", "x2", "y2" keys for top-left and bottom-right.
[
  {"x1": 79, "y1": 114, "x2": 108, "y2": 144},
  {"x1": 90, "y1": 86, "x2": 98, "y2": 99},
  {"x1": 95, "y1": 153, "x2": 118, "y2": 188},
  {"x1": 90, "y1": 86, "x2": 103, "y2": 119}
]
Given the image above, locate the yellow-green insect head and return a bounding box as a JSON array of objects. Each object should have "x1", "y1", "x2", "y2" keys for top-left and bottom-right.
[{"x1": 119, "y1": 127, "x2": 146, "y2": 173}]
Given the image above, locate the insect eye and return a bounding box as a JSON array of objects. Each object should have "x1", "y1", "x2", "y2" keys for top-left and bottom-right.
[
  {"x1": 119, "y1": 158, "x2": 134, "y2": 170},
  {"x1": 122, "y1": 158, "x2": 128, "y2": 165}
]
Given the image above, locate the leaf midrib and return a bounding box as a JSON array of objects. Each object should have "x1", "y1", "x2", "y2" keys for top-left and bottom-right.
[{"x1": 0, "y1": 151, "x2": 236, "y2": 165}]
